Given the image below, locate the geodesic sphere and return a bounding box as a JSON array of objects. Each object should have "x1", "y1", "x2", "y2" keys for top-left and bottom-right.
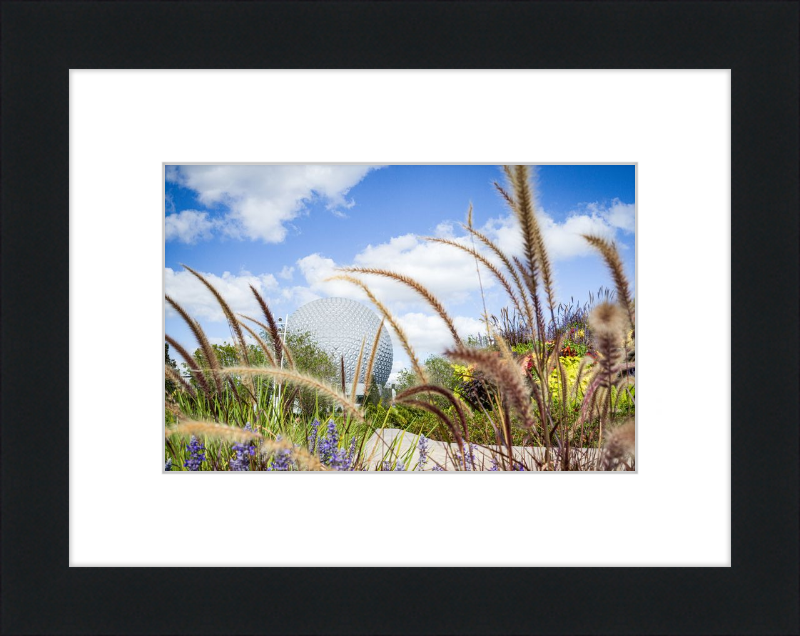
[{"x1": 287, "y1": 297, "x2": 393, "y2": 387}]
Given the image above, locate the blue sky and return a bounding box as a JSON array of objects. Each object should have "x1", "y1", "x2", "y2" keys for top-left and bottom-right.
[{"x1": 165, "y1": 164, "x2": 635, "y2": 382}]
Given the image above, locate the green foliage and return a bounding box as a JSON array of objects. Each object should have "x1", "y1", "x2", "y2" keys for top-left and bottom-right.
[
  {"x1": 165, "y1": 343, "x2": 178, "y2": 394},
  {"x1": 394, "y1": 368, "x2": 418, "y2": 393},
  {"x1": 182, "y1": 330, "x2": 337, "y2": 420},
  {"x1": 512, "y1": 339, "x2": 588, "y2": 359},
  {"x1": 284, "y1": 330, "x2": 338, "y2": 416},
  {"x1": 423, "y1": 354, "x2": 460, "y2": 391}
]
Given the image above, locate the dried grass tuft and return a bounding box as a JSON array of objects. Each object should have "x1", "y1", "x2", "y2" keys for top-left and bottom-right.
[{"x1": 166, "y1": 420, "x2": 263, "y2": 443}]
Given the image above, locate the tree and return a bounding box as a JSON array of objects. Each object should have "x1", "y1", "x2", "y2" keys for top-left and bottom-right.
[
  {"x1": 165, "y1": 343, "x2": 179, "y2": 393},
  {"x1": 423, "y1": 354, "x2": 459, "y2": 392},
  {"x1": 393, "y1": 355, "x2": 460, "y2": 410},
  {"x1": 283, "y1": 331, "x2": 337, "y2": 416},
  {"x1": 394, "y1": 368, "x2": 418, "y2": 393}
]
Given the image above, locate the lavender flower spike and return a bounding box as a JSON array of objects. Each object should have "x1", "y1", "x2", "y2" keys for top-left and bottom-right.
[
  {"x1": 229, "y1": 441, "x2": 252, "y2": 471},
  {"x1": 267, "y1": 437, "x2": 294, "y2": 471},
  {"x1": 417, "y1": 435, "x2": 430, "y2": 470},
  {"x1": 183, "y1": 436, "x2": 206, "y2": 471},
  {"x1": 307, "y1": 419, "x2": 321, "y2": 454}
]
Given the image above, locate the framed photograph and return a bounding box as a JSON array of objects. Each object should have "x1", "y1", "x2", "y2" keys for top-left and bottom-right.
[
  {"x1": 162, "y1": 161, "x2": 637, "y2": 475},
  {"x1": 2, "y1": 2, "x2": 797, "y2": 634}
]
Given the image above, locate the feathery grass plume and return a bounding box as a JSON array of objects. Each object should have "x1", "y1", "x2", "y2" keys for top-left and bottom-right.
[
  {"x1": 182, "y1": 265, "x2": 250, "y2": 366},
  {"x1": 165, "y1": 334, "x2": 214, "y2": 396},
  {"x1": 237, "y1": 320, "x2": 277, "y2": 366},
  {"x1": 513, "y1": 256, "x2": 546, "y2": 353},
  {"x1": 584, "y1": 302, "x2": 627, "y2": 443},
  {"x1": 462, "y1": 222, "x2": 535, "y2": 328},
  {"x1": 465, "y1": 202, "x2": 492, "y2": 342},
  {"x1": 362, "y1": 318, "x2": 385, "y2": 391},
  {"x1": 581, "y1": 235, "x2": 634, "y2": 329},
  {"x1": 601, "y1": 418, "x2": 635, "y2": 470},
  {"x1": 164, "y1": 399, "x2": 182, "y2": 418},
  {"x1": 341, "y1": 267, "x2": 461, "y2": 346},
  {"x1": 396, "y1": 384, "x2": 469, "y2": 444},
  {"x1": 165, "y1": 365, "x2": 196, "y2": 398},
  {"x1": 165, "y1": 296, "x2": 223, "y2": 393},
  {"x1": 248, "y1": 284, "x2": 294, "y2": 369},
  {"x1": 166, "y1": 420, "x2": 263, "y2": 443},
  {"x1": 350, "y1": 337, "x2": 366, "y2": 405},
  {"x1": 327, "y1": 274, "x2": 427, "y2": 383},
  {"x1": 571, "y1": 354, "x2": 595, "y2": 401},
  {"x1": 216, "y1": 366, "x2": 365, "y2": 423},
  {"x1": 239, "y1": 314, "x2": 295, "y2": 370},
  {"x1": 445, "y1": 347, "x2": 535, "y2": 429},
  {"x1": 396, "y1": 397, "x2": 466, "y2": 467},
  {"x1": 505, "y1": 165, "x2": 557, "y2": 326},
  {"x1": 424, "y1": 237, "x2": 525, "y2": 321},
  {"x1": 545, "y1": 330, "x2": 565, "y2": 379},
  {"x1": 493, "y1": 180, "x2": 518, "y2": 214},
  {"x1": 556, "y1": 357, "x2": 569, "y2": 423},
  {"x1": 587, "y1": 301, "x2": 626, "y2": 381},
  {"x1": 490, "y1": 323, "x2": 545, "y2": 451}
]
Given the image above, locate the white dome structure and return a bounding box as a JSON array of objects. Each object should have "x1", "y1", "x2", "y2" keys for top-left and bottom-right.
[{"x1": 287, "y1": 297, "x2": 393, "y2": 388}]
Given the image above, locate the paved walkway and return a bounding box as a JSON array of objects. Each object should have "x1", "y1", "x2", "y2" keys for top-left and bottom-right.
[{"x1": 361, "y1": 428, "x2": 608, "y2": 471}]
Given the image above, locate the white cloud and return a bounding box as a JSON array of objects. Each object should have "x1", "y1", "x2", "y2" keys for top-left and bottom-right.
[
  {"x1": 433, "y1": 221, "x2": 455, "y2": 238},
  {"x1": 165, "y1": 210, "x2": 216, "y2": 244},
  {"x1": 393, "y1": 313, "x2": 485, "y2": 358},
  {"x1": 485, "y1": 199, "x2": 633, "y2": 262},
  {"x1": 352, "y1": 234, "x2": 500, "y2": 306},
  {"x1": 166, "y1": 165, "x2": 379, "y2": 243},
  {"x1": 165, "y1": 267, "x2": 280, "y2": 323},
  {"x1": 278, "y1": 265, "x2": 295, "y2": 281},
  {"x1": 594, "y1": 199, "x2": 635, "y2": 233}
]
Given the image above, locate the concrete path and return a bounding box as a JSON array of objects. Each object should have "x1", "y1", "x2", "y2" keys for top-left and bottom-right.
[{"x1": 360, "y1": 428, "x2": 608, "y2": 471}]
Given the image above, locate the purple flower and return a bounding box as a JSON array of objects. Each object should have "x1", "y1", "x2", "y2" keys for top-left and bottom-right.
[
  {"x1": 342, "y1": 437, "x2": 357, "y2": 471},
  {"x1": 318, "y1": 420, "x2": 349, "y2": 470},
  {"x1": 184, "y1": 436, "x2": 206, "y2": 471},
  {"x1": 382, "y1": 460, "x2": 406, "y2": 471},
  {"x1": 431, "y1": 465, "x2": 445, "y2": 471},
  {"x1": 307, "y1": 419, "x2": 321, "y2": 454},
  {"x1": 417, "y1": 435, "x2": 430, "y2": 470},
  {"x1": 489, "y1": 457, "x2": 499, "y2": 471},
  {"x1": 229, "y1": 441, "x2": 252, "y2": 471},
  {"x1": 265, "y1": 435, "x2": 294, "y2": 471},
  {"x1": 454, "y1": 443, "x2": 477, "y2": 471}
]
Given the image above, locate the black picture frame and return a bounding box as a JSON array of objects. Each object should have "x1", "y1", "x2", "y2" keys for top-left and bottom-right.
[{"x1": 2, "y1": 2, "x2": 798, "y2": 634}]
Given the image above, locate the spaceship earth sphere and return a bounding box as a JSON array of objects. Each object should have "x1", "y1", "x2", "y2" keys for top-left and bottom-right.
[{"x1": 287, "y1": 297, "x2": 393, "y2": 387}]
